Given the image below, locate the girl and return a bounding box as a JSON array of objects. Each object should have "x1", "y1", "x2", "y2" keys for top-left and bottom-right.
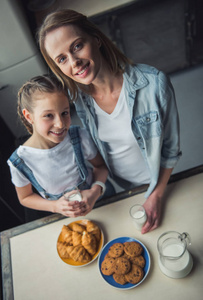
[
  {"x1": 7, "y1": 75, "x2": 115, "y2": 218},
  {"x1": 38, "y1": 9, "x2": 182, "y2": 233}
]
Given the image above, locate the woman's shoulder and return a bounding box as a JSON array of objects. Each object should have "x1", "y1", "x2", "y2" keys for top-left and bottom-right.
[{"x1": 127, "y1": 63, "x2": 160, "y2": 76}]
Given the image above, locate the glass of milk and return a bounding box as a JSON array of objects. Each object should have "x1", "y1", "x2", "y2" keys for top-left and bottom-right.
[
  {"x1": 129, "y1": 204, "x2": 147, "y2": 230},
  {"x1": 64, "y1": 187, "x2": 82, "y2": 202}
]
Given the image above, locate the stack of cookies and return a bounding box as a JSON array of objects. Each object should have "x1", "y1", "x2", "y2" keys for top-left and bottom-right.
[{"x1": 101, "y1": 241, "x2": 145, "y2": 285}]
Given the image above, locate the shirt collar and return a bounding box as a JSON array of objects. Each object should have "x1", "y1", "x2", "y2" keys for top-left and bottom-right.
[{"x1": 124, "y1": 64, "x2": 149, "y2": 90}]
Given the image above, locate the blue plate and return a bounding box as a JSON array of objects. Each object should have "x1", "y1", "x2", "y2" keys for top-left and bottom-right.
[{"x1": 98, "y1": 237, "x2": 151, "y2": 290}]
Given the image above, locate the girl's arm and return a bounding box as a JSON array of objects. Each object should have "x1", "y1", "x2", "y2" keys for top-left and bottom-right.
[
  {"x1": 142, "y1": 167, "x2": 173, "y2": 234},
  {"x1": 15, "y1": 183, "x2": 85, "y2": 218},
  {"x1": 80, "y1": 152, "x2": 109, "y2": 215}
]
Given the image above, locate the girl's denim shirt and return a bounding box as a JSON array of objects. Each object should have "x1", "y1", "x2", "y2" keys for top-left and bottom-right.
[{"x1": 74, "y1": 64, "x2": 182, "y2": 198}]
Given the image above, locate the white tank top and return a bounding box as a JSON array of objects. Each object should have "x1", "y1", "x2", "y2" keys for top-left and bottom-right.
[{"x1": 93, "y1": 77, "x2": 150, "y2": 186}]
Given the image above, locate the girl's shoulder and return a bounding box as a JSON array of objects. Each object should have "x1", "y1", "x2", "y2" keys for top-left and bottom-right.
[{"x1": 22, "y1": 135, "x2": 36, "y2": 147}]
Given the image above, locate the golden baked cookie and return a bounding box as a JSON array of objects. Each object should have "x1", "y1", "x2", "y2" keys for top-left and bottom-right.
[
  {"x1": 108, "y1": 243, "x2": 124, "y2": 258},
  {"x1": 130, "y1": 255, "x2": 145, "y2": 268},
  {"x1": 121, "y1": 252, "x2": 130, "y2": 259},
  {"x1": 114, "y1": 257, "x2": 131, "y2": 275},
  {"x1": 124, "y1": 241, "x2": 143, "y2": 257},
  {"x1": 101, "y1": 257, "x2": 116, "y2": 276},
  {"x1": 104, "y1": 252, "x2": 111, "y2": 260},
  {"x1": 125, "y1": 264, "x2": 144, "y2": 284},
  {"x1": 113, "y1": 273, "x2": 127, "y2": 285}
]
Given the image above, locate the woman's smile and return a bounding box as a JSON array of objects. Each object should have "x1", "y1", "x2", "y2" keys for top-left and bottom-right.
[{"x1": 75, "y1": 62, "x2": 90, "y2": 77}]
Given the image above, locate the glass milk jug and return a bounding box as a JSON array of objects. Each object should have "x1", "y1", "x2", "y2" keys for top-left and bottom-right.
[{"x1": 157, "y1": 231, "x2": 193, "y2": 278}]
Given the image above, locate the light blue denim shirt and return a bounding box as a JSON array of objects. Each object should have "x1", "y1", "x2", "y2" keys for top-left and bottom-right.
[{"x1": 74, "y1": 64, "x2": 182, "y2": 198}]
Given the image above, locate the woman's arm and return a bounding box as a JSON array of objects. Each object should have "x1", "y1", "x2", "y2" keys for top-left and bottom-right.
[
  {"x1": 142, "y1": 167, "x2": 173, "y2": 234},
  {"x1": 15, "y1": 183, "x2": 85, "y2": 217},
  {"x1": 141, "y1": 72, "x2": 181, "y2": 233}
]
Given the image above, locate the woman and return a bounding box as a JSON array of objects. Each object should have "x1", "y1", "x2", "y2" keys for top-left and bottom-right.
[{"x1": 38, "y1": 9, "x2": 181, "y2": 233}]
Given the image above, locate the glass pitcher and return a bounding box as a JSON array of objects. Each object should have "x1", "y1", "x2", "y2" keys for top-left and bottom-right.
[{"x1": 157, "y1": 231, "x2": 193, "y2": 278}]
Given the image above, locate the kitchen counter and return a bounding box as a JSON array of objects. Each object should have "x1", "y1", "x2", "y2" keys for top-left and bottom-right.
[{"x1": 1, "y1": 169, "x2": 203, "y2": 300}]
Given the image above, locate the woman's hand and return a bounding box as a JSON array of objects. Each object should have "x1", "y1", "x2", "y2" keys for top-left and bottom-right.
[
  {"x1": 142, "y1": 193, "x2": 162, "y2": 234},
  {"x1": 141, "y1": 167, "x2": 173, "y2": 234},
  {"x1": 53, "y1": 190, "x2": 86, "y2": 217}
]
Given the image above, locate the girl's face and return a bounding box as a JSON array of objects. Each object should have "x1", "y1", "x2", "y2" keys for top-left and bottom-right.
[
  {"x1": 24, "y1": 91, "x2": 71, "y2": 148},
  {"x1": 44, "y1": 25, "x2": 102, "y2": 85}
]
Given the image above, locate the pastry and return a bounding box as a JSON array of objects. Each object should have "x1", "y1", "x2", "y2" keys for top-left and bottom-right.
[
  {"x1": 72, "y1": 223, "x2": 86, "y2": 233},
  {"x1": 72, "y1": 231, "x2": 82, "y2": 246},
  {"x1": 86, "y1": 220, "x2": 101, "y2": 241},
  {"x1": 69, "y1": 245, "x2": 91, "y2": 263},
  {"x1": 57, "y1": 241, "x2": 70, "y2": 259},
  {"x1": 60, "y1": 225, "x2": 73, "y2": 245},
  {"x1": 82, "y1": 231, "x2": 97, "y2": 256}
]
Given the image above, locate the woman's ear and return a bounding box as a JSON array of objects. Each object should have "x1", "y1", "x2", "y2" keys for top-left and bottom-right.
[
  {"x1": 94, "y1": 35, "x2": 102, "y2": 48},
  {"x1": 22, "y1": 109, "x2": 33, "y2": 124}
]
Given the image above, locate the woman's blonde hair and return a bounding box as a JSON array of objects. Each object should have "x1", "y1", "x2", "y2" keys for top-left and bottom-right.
[
  {"x1": 38, "y1": 9, "x2": 131, "y2": 101},
  {"x1": 18, "y1": 75, "x2": 68, "y2": 134}
]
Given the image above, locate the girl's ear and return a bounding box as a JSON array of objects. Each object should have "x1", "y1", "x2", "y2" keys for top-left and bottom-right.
[{"x1": 22, "y1": 109, "x2": 33, "y2": 124}]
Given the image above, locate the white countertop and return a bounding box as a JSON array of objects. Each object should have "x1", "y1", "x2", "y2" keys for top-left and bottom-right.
[{"x1": 2, "y1": 173, "x2": 203, "y2": 299}]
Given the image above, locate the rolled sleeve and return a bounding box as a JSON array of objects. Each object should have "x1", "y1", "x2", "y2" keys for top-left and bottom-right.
[{"x1": 158, "y1": 71, "x2": 182, "y2": 168}]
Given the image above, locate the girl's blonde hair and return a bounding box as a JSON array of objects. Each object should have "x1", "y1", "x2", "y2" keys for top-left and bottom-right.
[
  {"x1": 38, "y1": 9, "x2": 132, "y2": 101},
  {"x1": 18, "y1": 75, "x2": 68, "y2": 134}
]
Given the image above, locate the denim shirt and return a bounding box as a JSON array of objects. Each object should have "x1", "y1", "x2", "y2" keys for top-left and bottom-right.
[{"x1": 74, "y1": 64, "x2": 182, "y2": 198}]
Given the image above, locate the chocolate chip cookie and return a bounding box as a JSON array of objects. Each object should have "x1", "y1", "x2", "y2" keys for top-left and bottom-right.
[{"x1": 124, "y1": 241, "x2": 143, "y2": 257}]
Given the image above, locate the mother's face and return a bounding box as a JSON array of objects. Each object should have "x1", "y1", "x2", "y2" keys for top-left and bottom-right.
[{"x1": 44, "y1": 25, "x2": 102, "y2": 86}]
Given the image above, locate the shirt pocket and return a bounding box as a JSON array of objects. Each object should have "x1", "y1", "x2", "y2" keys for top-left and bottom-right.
[{"x1": 135, "y1": 111, "x2": 162, "y2": 140}]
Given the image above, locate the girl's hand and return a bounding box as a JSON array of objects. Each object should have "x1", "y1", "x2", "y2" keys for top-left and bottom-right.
[
  {"x1": 79, "y1": 186, "x2": 102, "y2": 216},
  {"x1": 53, "y1": 190, "x2": 86, "y2": 217},
  {"x1": 142, "y1": 194, "x2": 162, "y2": 234}
]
